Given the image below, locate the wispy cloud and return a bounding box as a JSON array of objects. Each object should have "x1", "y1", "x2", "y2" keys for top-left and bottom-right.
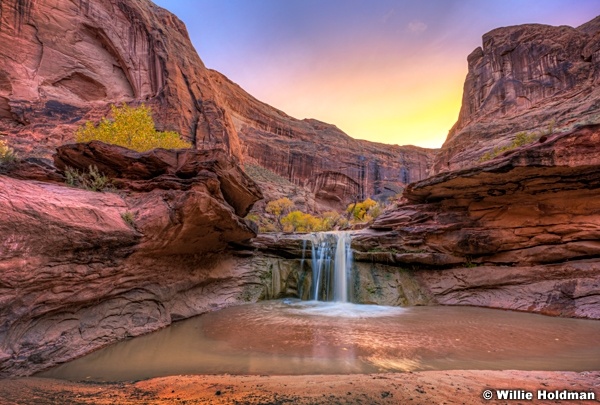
[
  {"x1": 382, "y1": 9, "x2": 396, "y2": 24},
  {"x1": 407, "y1": 20, "x2": 428, "y2": 34}
]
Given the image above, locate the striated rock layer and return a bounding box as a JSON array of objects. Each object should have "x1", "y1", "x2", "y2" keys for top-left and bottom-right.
[
  {"x1": 0, "y1": 143, "x2": 263, "y2": 377},
  {"x1": 0, "y1": 0, "x2": 242, "y2": 159},
  {"x1": 0, "y1": 0, "x2": 435, "y2": 210},
  {"x1": 434, "y1": 15, "x2": 600, "y2": 174},
  {"x1": 211, "y1": 71, "x2": 436, "y2": 210},
  {"x1": 353, "y1": 124, "x2": 600, "y2": 319},
  {"x1": 254, "y1": 125, "x2": 600, "y2": 319}
]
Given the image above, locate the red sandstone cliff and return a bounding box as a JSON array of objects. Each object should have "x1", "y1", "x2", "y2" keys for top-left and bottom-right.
[
  {"x1": 354, "y1": 124, "x2": 600, "y2": 319},
  {"x1": 0, "y1": 0, "x2": 242, "y2": 159},
  {"x1": 0, "y1": 0, "x2": 435, "y2": 211},
  {"x1": 434, "y1": 16, "x2": 600, "y2": 174},
  {"x1": 210, "y1": 71, "x2": 436, "y2": 210},
  {"x1": 0, "y1": 143, "x2": 263, "y2": 377}
]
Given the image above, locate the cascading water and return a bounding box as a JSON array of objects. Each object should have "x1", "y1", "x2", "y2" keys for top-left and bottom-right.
[{"x1": 306, "y1": 231, "x2": 353, "y2": 302}]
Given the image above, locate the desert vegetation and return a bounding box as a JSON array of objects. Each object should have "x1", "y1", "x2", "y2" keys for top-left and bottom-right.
[
  {"x1": 246, "y1": 197, "x2": 383, "y2": 233},
  {"x1": 64, "y1": 165, "x2": 111, "y2": 192},
  {"x1": 479, "y1": 122, "x2": 556, "y2": 162},
  {"x1": 479, "y1": 131, "x2": 539, "y2": 161},
  {"x1": 0, "y1": 139, "x2": 17, "y2": 166},
  {"x1": 120, "y1": 211, "x2": 136, "y2": 228},
  {"x1": 76, "y1": 104, "x2": 191, "y2": 152}
]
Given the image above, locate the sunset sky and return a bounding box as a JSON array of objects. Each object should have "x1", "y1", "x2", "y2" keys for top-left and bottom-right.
[{"x1": 153, "y1": 0, "x2": 599, "y2": 148}]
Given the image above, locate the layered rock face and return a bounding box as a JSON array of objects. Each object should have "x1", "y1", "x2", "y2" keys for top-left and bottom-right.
[
  {"x1": 0, "y1": 0, "x2": 435, "y2": 211},
  {"x1": 0, "y1": 0, "x2": 241, "y2": 159},
  {"x1": 353, "y1": 125, "x2": 600, "y2": 319},
  {"x1": 0, "y1": 143, "x2": 263, "y2": 377},
  {"x1": 211, "y1": 71, "x2": 436, "y2": 211},
  {"x1": 254, "y1": 125, "x2": 599, "y2": 318},
  {"x1": 434, "y1": 16, "x2": 600, "y2": 174}
]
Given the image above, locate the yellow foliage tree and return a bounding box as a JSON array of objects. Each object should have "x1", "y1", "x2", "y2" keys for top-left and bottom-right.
[
  {"x1": 281, "y1": 210, "x2": 325, "y2": 233},
  {"x1": 265, "y1": 197, "x2": 295, "y2": 230},
  {"x1": 321, "y1": 211, "x2": 348, "y2": 230},
  {"x1": 265, "y1": 197, "x2": 295, "y2": 217},
  {"x1": 346, "y1": 198, "x2": 378, "y2": 221},
  {"x1": 0, "y1": 139, "x2": 17, "y2": 165},
  {"x1": 75, "y1": 104, "x2": 191, "y2": 152}
]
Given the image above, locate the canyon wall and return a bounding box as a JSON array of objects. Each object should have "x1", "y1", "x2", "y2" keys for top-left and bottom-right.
[
  {"x1": 211, "y1": 71, "x2": 436, "y2": 210},
  {"x1": 254, "y1": 124, "x2": 600, "y2": 319},
  {"x1": 434, "y1": 16, "x2": 600, "y2": 174},
  {"x1": 355, "y1": 125, "x2": 600, "y2": 319},
  {"x1": 0, "y1": 143, "x2": 263, "y2": 377},
  {"x1": 0, "y1": 0, "x2": 434, "y2": 378},
  {"x1": 0, "y1": 0, "x2": 242, "y2": 159},
  {"x1": 0, "y1": 0, "x2": 435, "y2": 211}
]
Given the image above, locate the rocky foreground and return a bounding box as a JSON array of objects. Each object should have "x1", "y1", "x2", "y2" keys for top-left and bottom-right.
[
  {"x1": 0, "y1": 143, "x2": 264, "y2": 377},
  {"x1": 1, "y1": 371, "x2": 598, "y2": 404}
]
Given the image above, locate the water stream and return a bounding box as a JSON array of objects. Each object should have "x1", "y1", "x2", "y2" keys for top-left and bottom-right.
[
  {"x1": 38, "y1": 301, "x2": 600, "y2": 382},
  {"x1": 36, "y1": 232, "x2": 600, "y2": 382},
  {"x1": 309, "y1": 231, "x2": 353, "y2": 302}
]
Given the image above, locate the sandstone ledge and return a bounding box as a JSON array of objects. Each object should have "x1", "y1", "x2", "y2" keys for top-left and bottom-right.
[{"x1": 0, "y1": 144, "x2": 263, "y2": 377}]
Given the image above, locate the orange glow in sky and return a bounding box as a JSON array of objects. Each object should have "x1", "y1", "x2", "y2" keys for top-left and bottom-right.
[
  {"x1": 252, "y1": 51, "x2": 466, "y2": 148},
  {"x1": 154, "y1": 1, "x2": 600, "y2": 149}
]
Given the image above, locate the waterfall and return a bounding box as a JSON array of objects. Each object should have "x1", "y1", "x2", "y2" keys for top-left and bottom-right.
[{"x1": 306, "y1": 232, "x2": 353, "y2": 303}]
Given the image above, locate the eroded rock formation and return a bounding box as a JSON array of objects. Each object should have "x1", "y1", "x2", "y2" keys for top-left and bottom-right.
[
  {"x1": 434, "y1": 16, "x2": 600, "y2": 174},
  {"x1": 353, "y1": 124, "x2": 600, "y2": 319},
  {"x1": 252, "y1": 125, "x2": 600, "y2": 319},
  {"x1": 0, "y1": 143, "x2": 263, "y2": 377},
  {"x1": 0, "y1": 0, "x2": 435, "y2": 211},
  {"x1": 211, "y1": 70, "x2": 436, "y2": 210},
  {"x1": 0, "y1": 0, "x2": 242, "y2": 159}
]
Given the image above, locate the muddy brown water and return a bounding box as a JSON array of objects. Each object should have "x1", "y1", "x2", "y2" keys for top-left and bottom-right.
[{"x1": 38, "y1": 300, "x2": 600, "y2": 382}]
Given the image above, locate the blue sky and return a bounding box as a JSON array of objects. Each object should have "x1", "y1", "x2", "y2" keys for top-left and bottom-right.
[{"x1": 152, "y1": 0, "x2": 600, "y2": 148}]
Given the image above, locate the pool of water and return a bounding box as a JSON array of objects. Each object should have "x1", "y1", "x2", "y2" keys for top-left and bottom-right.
[{"x1": 38, "y1": 300, "x2": 600, "y2": 382}]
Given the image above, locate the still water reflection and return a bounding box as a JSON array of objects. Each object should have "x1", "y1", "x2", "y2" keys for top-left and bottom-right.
[{"x1": 38, "y1": 300, "x2": 600, "y2": 382}]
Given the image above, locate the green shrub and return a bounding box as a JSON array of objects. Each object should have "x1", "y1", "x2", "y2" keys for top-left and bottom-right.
[
  {"x1": 75, "y1": 104, "x2": 191, "y2": 152},
  {"x1": 121, "y1": 211, "x2": 136, "y2": 228},
  {"x1": 0, "y1": 139, "x2": 17, "y2": 165},
  {"x1": 65, "y1": 165, "x2": 110, "y2": 192},
  {"x1": 480, "y1": 131, "x2": 539, "y2": 162}
]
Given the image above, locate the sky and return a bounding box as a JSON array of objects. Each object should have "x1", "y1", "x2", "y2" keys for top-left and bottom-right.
[{"x1": 152, "y1": 0, "x2": 600, "y2": 148}]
